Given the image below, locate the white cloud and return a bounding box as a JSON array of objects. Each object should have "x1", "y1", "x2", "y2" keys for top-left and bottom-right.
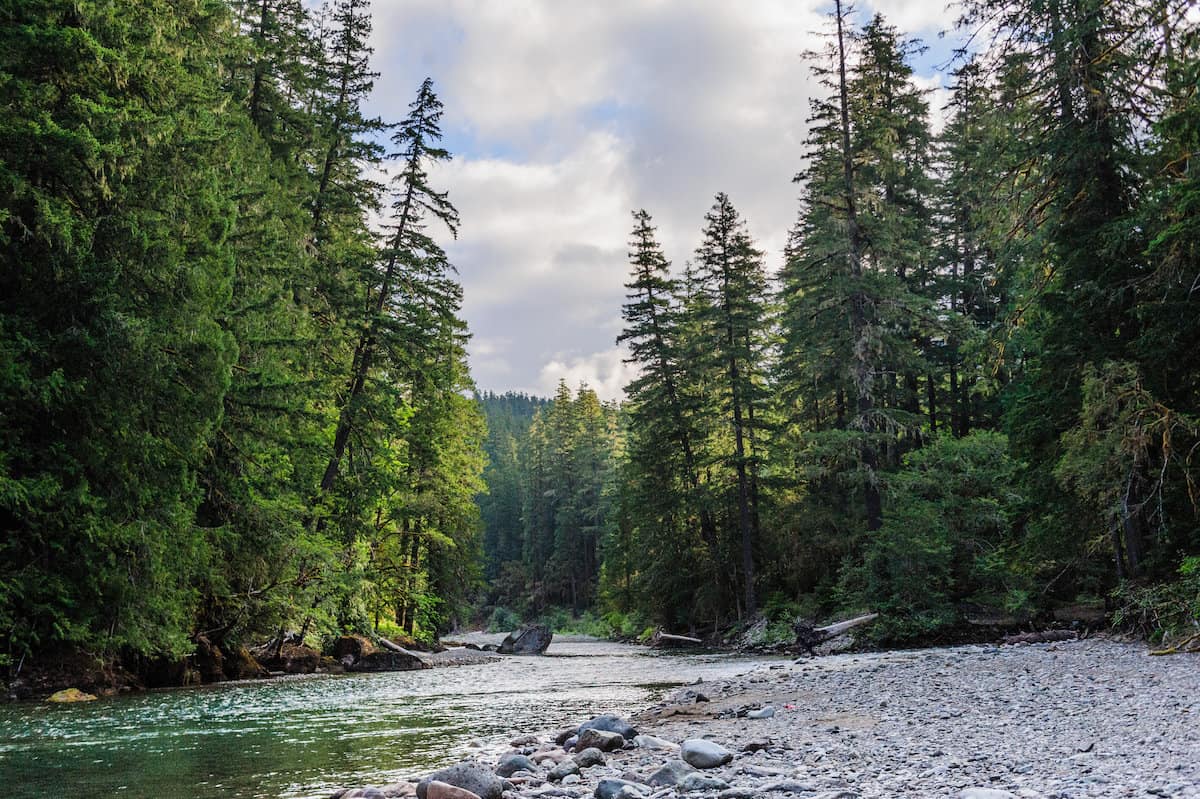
[
  {"x1": 365, "y1": 0, "x2": 958, "y2": 400},
  {"x1": 537, "y1": 347, "x2": 641, "y2": 402}
]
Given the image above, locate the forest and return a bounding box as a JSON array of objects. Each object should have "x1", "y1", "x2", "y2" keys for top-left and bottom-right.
[{"x1": 2, "y1": 0, "x2": 1198, "y2": 689}]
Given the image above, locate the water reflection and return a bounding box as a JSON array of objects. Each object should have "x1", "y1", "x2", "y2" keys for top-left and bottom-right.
[{"x1": 0, "y1": 641, "x2": 763, "y2": 799}]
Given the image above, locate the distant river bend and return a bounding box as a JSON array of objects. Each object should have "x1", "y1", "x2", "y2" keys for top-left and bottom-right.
[{"x1": 0, "y1": 638, "x2": 767, "y2": 799}]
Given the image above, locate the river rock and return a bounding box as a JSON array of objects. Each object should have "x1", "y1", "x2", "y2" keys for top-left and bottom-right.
[
  {"x1": 717, "y1": 789, "x2": 759, "y2": 799},
  {"x1": 572, "y1": 747, "x2": 606, "y2": 768},
  {"x1": 555, "y1": 728, "x2": 577, "y2": 746},
  {"x1": 348, "y1": 649, "x2": 429, "y2": 672},
  {"x1": 678, "y1": 774, "x2": 730, "y2": 792},
  {"x1": 548, "y1": 760, "x2": 581, "y2": 782},
  {"x1": 340, "y1": 789, "x2": 389, "y2": 799},
  {"x1": 417, "y1": 761, "x2": 505, "y2": 799},
  {"x1": 760, "y1": 781, "x2": 818, "y2": 793},
  {"x1": 595, "y1": 779, "x2": 646, "y2": 799},
  {"x1": 498, "y1": 625, "x2": 553, "y2": 655},
  {"x1": 959, "y1": 791, "x2": 1018, "y2": 799},
  {"x1": 47, "y1": 687, "x2": 97, "y2": 703},
  {"x1": 647, "y1": 759, "x2": 696, "y2": 787},
  {"x1": 333, "y1": 634, "x2": 378, "y2": 662},
  {"x1": 633, "y1": 734, "x2": 677, "y2": 752},
  {"x1": 746, "y1": 706, "x2": 775, "y2": 719},
  {"x1": 496, "y1": 754, "x2": 538, "y2": 777},
  {"x1": 680, "y1": 740, "x2": 733, "y2": 769},
  {"x1": 532, "y1": 750, "x2": 570, "y2": 765},
  {"x1": 511, "y1": 734, "x2": 541, "y2": 748},
  {"x1": 576, "y1": 728, "x2": 625, "y2": 752},
  {"x1": 427, "y1": 782, "x2": 482, "y2": 799},
  {"x1": 577, "y1": 714, "x2": 638, "y2": 740}
]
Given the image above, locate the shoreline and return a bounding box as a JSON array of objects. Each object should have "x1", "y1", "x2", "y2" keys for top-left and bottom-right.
[{"x1": 335, "y1": 637, "x2": 1199, "y2": 799}]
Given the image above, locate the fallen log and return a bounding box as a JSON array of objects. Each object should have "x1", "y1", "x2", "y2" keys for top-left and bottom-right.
[
  {"x1": 376, "y1": 637, "x2": 406, "y2": 653},
  {"x1": 793, "y1": 613, "x2": 879, "y2": 655},
  {"x1": 651, "y1": 630, "x2": 703, "y2": 648}
]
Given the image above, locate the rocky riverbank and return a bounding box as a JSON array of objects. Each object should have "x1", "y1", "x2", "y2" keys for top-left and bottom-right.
[{"x1": 330, "y1": 637, "x2": 1199, "y2": 799}]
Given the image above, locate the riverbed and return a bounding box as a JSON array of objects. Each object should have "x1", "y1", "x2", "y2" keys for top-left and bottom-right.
[{"x1": 0, "y1": 639, "x2": 768, "y2": 799}]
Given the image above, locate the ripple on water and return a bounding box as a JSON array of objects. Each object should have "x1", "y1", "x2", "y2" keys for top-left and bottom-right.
[{"x1": 0, "y1": 642, "x2": 769, "y2": 799}]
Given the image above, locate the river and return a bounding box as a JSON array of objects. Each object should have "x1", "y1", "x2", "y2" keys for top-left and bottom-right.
[{"x1": 0, "y1": 640, "x2": 768, "y2": 798}]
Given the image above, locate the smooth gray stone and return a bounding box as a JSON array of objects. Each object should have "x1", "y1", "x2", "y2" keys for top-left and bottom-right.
[{"x1": 681, "y1": 739, "x2": 734, "y2": 769}]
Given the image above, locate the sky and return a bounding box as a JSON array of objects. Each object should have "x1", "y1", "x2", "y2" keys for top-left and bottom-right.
[{"x1": 364, "y1": 1, "x2": 961, "y2": 401}]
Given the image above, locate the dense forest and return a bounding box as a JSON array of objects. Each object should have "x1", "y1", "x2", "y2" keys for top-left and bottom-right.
[
  {"x1": 2, "y1": 0, "x2": 1198, "y2": 688},
  {"x1": 1, "y1": 0, "x2": 485, "y2": 679},
  {"x1": 477, "y1": 2, "x2": 1200, "y2": 646}
]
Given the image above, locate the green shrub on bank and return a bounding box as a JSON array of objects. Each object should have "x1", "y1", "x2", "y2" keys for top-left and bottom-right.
[{"x1": 1114, "y1": 557, "x2": 1200, "y2": 645}]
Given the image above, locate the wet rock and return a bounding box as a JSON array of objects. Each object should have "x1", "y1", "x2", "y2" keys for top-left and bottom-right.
[
  {"x1": 498, "y1": 625, "x2": 553, "y2": 655},
  {"x1": 349, "y1": 649, "x2": 429, "y2": 672},
  {"x1": 417, "y1": 761, "x2": 505, "y2": 799},
  {"x1": 678, "y1": 774, "x2": 730, "y2": 792},
  {"x1": 577, "y1": 728, "x2": 625, "y2": 752},
  {"x1": 578, "y1": 714, "x2": 638, "y2": 740},
  {"x1": 511, "y1": 734, "x2": 541, "y2": 747},
  {"x1": 572, "y1": 747, "x2": 606, "y2": 768},
  {"x1": 556, "y1": 728, "x2": 578, "y2": 746},
  {"x1": 427, "y1": 782, "x2": 482, "y2": 799},
  {"x1": 647, "y1": 760, "x2": 697, "y2": 787},
  {"x1": 339, "y1": 789, "x2": 388, "y2": 799},
  {"x1": 548, "y1": 761, "x2": 581, "y2": 782},
  {"x1": 595, "y1": 779, "x2": 646, "y2": 799},
  {"x1": 497, "y1": 754, "x2": 538, "y2": 778},
  {"x1": 746, "y1": 706, "x2": 775, "y2": 719},
  {"x1": 680, "y1": 739, "x2": 734, "y2": 769},
  {"x1": 739, "y1": 740, "x2": 772, "y2": 753},
  {"x1": 47, "y1": 687, "x2": 97, "y2": 703}
]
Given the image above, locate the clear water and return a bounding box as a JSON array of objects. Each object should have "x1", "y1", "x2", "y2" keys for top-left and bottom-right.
[{"x1": 0, "y1": 641, "x2": 765, "y2": 798}]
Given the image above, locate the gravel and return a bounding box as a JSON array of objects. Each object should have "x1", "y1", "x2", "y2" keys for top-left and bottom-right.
[{"x1": 338, "y1": 637, "x2": 1200, "y2": 799}]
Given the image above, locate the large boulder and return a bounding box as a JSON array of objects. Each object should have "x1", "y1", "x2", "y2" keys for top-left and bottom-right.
[
  {"x1": 680, "y1": 739, "x2": 733, "y2": 769},
  {"x1": 577, "y1": 714, "x2": 637, "y2": 740},
  {"x1": 417, "y1": 761, "x2": 505, "y2": 799},
  {"x1": 333, "y1": 635, "x2": 378, "y2": 662},
  {"x1": 348, "y1": 649, "x2": 429, "y2": 672},
  {"x1": 498, "y1": 624, "x2": 553, "y2": 655},
  {"x1": 275, "y1": 643, "x2": 321, "y2": 674}
]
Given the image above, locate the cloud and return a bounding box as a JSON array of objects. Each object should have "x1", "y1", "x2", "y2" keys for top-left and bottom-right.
[
  {"x1": 365, "y1": 0, "x2": 958, "y2": 400},
  {"x1": 537, "y1": 347, "x2": 641, "y2": 402}
]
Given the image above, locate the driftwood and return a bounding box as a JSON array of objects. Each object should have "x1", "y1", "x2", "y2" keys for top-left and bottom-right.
[
  {"x1": 376, "y1": 637, "x2": 406, "y2": 653},
  {"x1": 1150, "y1": 631, "x2": 1200, "y2": 656},
  {"x1": 793, "y1": 613, "x2": 879, "y2": 655},
  {"x1": 652, "y1": 630, "x2": 703, "y2": 648}
]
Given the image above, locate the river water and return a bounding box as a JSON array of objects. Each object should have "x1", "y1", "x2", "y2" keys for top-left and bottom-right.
[{"x1": 0, "y1": 640, "x2": 767, "y2": 798}]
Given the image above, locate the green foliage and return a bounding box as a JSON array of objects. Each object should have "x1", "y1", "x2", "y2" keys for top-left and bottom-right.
[
  {"x1": 1113, "y1": 557, "x2": 1200, "y2": 645},
  {"x1": 841, "y1": 432, "x2": 1024, "y2": 642}
]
